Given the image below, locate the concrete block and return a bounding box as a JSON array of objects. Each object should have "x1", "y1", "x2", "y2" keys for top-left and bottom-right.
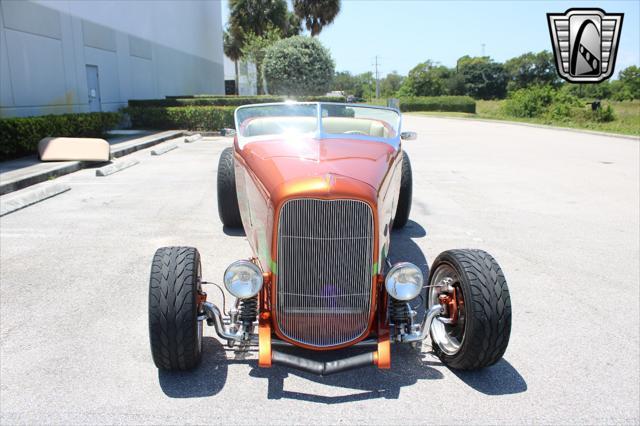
[
  {"x1": 0, "y1": 183, "x2": 70, "y2": 217},
  {"x1": 95, "y1": 159, "x2": 139, "y2": 177},
  {"x1": 184, "y1": 134, "x2": 202, "y2": 143},
  {"x1": 151, "y1": 143, "x2": 178, "y2": 156}
]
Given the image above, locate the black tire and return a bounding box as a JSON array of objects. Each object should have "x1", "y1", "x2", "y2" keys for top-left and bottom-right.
[
  {"x1": 149, "y1": 246, "x2": 203, "y2": 371},
  {"x1": 217, "y1": 147, "x2": 242, "y2": 228},
  {"x1": 429, "y1": 249, "x2": 511, "y2": 370},
  {"x1": 393, "y1": 150, "x2": 413, "y2": 228}
]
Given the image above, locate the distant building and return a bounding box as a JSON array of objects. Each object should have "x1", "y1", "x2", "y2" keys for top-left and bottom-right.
[
  {"x1": 224, "y1": 56, "x2": 257, "y2": 96},
  {"x1": 0, "y1": 0, "x2": 224, "y2": 117}
]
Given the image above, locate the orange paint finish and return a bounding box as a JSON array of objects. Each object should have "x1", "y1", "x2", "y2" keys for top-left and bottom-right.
[
  {"x1": 234, "y1": 135, "x2": 404, "y2": 351},
  {"x1": 376, "y1": 286, "x2": 391, "y2": 369},
  {"x1": 258, "y1": 312, "x2": 272, "y2": 367}
]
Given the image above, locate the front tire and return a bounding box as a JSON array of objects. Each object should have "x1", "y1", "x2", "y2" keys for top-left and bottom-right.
[
  {"x1": 393, "y1": 150, "x2": 412, "y2": 228},
  {"x1": 217, "y1": 147, "x2": 242, "y2": 228},
  {"x1": 428, "y1": 249, "x2": 511, "y2": 370},
  {"x1": 149, "y1": 246, "x2": 203, "y2": 371}
]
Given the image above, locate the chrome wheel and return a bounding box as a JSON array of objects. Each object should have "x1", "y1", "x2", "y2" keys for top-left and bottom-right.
[{"x1": 428, "y1": 264, "x2": 466, "y2": 356}]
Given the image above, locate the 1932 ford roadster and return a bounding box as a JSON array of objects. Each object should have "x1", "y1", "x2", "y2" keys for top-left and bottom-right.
[{"x1": 149, "y1": 102, "x2": 511, "y2": 375}]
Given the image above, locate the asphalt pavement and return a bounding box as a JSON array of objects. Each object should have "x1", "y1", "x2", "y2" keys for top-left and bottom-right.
[{"x1": 1, "y1": 117, "x2": 638, "y2": 424}]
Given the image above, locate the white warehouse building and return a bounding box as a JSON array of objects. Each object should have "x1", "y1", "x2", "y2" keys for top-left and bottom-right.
[{"x1": 0, "y1": 0, "x2": 224, "y2": 118}]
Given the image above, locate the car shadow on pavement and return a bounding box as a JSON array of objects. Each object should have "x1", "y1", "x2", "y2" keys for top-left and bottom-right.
[
  {"x1": 248, "y1": 344, "x2": 443, "y2": 403},
  {"x1": 158, "y1": 337, "x2": 229, "y2": 398},
  {"x1": 452, "y1": 358, "x2": 527, "y2": 395}
]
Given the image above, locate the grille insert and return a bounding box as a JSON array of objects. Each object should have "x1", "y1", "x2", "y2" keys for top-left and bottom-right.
[{"x1": 276, "y1": 199, "x2": 374, "y2": 347}]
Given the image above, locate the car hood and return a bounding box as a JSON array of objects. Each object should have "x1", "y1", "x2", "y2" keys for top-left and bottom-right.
[{"x1": 238, "y1": 137, "x2": 397, "y2": 196}]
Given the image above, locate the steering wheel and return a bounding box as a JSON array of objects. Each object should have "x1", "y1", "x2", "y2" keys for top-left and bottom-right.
[{"x1": 344, "y1": 130, "x2": 368, "y2": 135}]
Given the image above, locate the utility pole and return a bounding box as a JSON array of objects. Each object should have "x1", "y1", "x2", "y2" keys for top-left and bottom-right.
[
  {"x1": 373, "y1": 55, "x2": 380, "y2": 99},
  {"x1": 481, "y1": 43, "x2": 486, "y2": 57}
]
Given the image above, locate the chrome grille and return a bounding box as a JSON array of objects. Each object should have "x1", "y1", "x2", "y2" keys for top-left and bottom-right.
[{"x1": 276, "y1": 199, "x2": 374, "y2": 347}]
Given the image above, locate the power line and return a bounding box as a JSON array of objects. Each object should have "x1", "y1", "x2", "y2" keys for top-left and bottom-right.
[{"x1": 373, "y1": 55, "x2": 381, "y2": 99}]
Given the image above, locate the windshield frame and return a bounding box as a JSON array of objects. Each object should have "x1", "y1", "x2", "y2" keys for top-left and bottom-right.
[{"x1": 233, "y1": 102, "x2": 402, "y2": 147}]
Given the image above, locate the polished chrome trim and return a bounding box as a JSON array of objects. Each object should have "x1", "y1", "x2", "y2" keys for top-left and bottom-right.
[
  {"x1": 400, "y1": 304, "x2": 444, "y2": 343},
  {"x1": 276, "y1": 198, "x2": 374, "y2": 347},
  {"x1": 202, "y1": 302, "x2": 245, "y2": 341}
]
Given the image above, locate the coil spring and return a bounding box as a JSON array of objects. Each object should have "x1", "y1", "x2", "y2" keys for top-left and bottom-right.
[
  {"x1": 239, "y1": 296, "x2": 258, "y2": 327},
  {"x1": 389, "y1": 299, "x2": 411, "y2": 324}
]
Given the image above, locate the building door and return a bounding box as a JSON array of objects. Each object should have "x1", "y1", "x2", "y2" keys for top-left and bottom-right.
[{"x1": 85, "y1": 65, "x2": 101, "y2": 112}]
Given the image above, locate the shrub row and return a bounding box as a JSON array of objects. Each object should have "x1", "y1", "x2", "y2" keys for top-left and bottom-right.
[
  {"x1": 125, "y1": 106, "x2": 235, "y2": 131},
  {"x1": 503, "y1": 86, "x2": 616, "y2": 122},
  {"x1": 129, "y1": 95, "x2": 346, "y2": 108},
  {"x1": 0, "y1": 112, "x2": 122, "y2": 158},
  {"x1": 399, "y1": 96, "x2": 476, "y2": 113}
]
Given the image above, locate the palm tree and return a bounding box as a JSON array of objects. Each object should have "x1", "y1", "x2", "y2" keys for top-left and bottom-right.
[
  {"x1": 293, "y1": 0, "x2": 341, "y2": 36},
  {"x1": 223, "y1": 29, "x2": 243, "y2": 95},
  {"x1": 228, "y1": 0, "x2": 289, "y2": 37}
]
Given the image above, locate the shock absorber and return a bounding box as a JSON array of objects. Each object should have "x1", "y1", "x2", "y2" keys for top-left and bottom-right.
[
  {"x1": 390, "y1": 299, "x2": 412, "y2": 340},
  {"x1": 239, "y1": 296, "x2": 258, "y2": 330},
  {"x1": 390, "y1": 299, "x2": 410, "y2": 323}
]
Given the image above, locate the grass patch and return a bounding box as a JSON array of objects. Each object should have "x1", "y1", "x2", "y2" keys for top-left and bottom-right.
[{"x1": 406, "y1": 100, "x2": 639, "y2": 136}]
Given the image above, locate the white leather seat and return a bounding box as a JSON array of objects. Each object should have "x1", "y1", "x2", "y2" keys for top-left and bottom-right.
[{"x1": 242, "y1": 116, "x2": 389, "y2": 138}]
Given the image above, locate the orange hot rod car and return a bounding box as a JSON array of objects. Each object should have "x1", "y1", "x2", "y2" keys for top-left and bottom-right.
[{"x1": 148, "y1": 102, "x2": 511, "y2": 375}]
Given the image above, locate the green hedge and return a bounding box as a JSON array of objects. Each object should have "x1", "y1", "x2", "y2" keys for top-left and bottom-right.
[
  {"x1": 125, "y1": 106, "x2": 235, "y2": 130},
  {"x1": 129, "y1": 95, "x2": 346, "y2": 108},
  {"x1": 0, "y1": 112, "x2": 122, "y2": 158},
  {"x1": 399, "y1": 96, "x2": 476, "y2": 113}
]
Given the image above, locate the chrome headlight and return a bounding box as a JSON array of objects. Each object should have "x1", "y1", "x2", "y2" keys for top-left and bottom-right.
[
  {"x1": 223, "y1": 260, "x2": 263, "y2": 299},
  {"x1": 385, "y1": 262, "x2": 423, "y2": 301}
]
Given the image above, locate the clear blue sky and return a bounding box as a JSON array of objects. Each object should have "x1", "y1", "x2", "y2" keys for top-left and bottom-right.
[{"x1": 222, "y1": 0, "x2": 639, "y2": 77}]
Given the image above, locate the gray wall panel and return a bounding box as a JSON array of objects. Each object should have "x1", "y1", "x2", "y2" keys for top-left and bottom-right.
[
  {"x1": 82, "y1": 20, "x2": 116, "y2": 52},
  {"x1": 130, "y1": 57, "x2": 154, "y2": 99},
  {"x1": 1, "y1": 0, "x2": 61, "y2": 40},
  {"x1": 129, "y1": 35, "x2": 152, "y2": 60},
  {"x1": 4, "y1": 29, "x2": 67, "y2": 108}
]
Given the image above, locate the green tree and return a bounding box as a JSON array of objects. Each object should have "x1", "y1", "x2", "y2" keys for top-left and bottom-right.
[
  {"x1": 504, "y1": 50, "x2": 560, "y2": 92},
  {"x1": 285, "y1": 11, "x2": 303, "y2": 37},
  {"x1": 293, "y1": 0, "x2": 341, "y2": 36},
  {"x1": 457, "y1": 56, "x2": 508, "y2": 99},
  {"x1": 332, "y1": 71, "x2": 358, "y2": 94},
  {"x1": 263, "y1": 36, "x2": 335, "y2": 95},
  {"x1": 561, "y1": 80, "x2": 612, "y2": 99},
  {"x1": 228, "y1": 0, "x2": 289, "y2": 38},
  {"x1": 223, "y1": 29, "x2": 243, "y2": 94},
  {"x1": 398, "y1": 61, "x2": 451, "y2": 97},
  {"x1": 618, "y1": 65, "x2": 640, "y2": 99},
  {"x1": 241, "y1": 27, "x2": 282, "y2": 94},
  {"x1": 380, "y1": 71, "x2": 404, "y2": 97}
]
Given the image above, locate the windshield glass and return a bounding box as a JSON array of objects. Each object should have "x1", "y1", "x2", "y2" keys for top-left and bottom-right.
[
  {"x1": 235, "y1": 103, "x2": 400, "y2": 140},
  {"x1": 321, "y1": 104, "x2": 400, "y2": 138}
]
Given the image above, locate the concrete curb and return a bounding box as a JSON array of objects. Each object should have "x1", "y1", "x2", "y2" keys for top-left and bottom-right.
[
  {"x1": 151, "y1": 143, "x2": 178, "y2": 156},
  {"x1": 96, "y1": 159, "x2": 140, "y2": 177},
  {"x1": 111, "y1": 131, "x2": 185, "y2": 158},
  {"x1": 406, "y1": 113, "x2": 640, "y2": 141},
  {"x1": 184, "y1": 134, "x2": 202, "y2": 143},
  {"x1": 0, "y1": 130, "x2": 185, "y2": 196},
  {"x1": 0, "y1": 161, "x2": 83, "y2": 196},
  {"x1": 0, "y1": 183, "x2": 70, "y2": 217}
]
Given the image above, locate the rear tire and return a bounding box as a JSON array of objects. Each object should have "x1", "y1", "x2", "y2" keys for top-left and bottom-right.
[
  {"x1": 428, "y1": 249, "x2": 511, "y2": 370},
  {"x1": 393, "y1": 150, "x2": 412, "y2": 228},
  {"x1": 217, "y1": 147, "x2": 242, "y2": 228},
  {"x1": 149, "y1": 246, "x2": 203, "y2": 371}
]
